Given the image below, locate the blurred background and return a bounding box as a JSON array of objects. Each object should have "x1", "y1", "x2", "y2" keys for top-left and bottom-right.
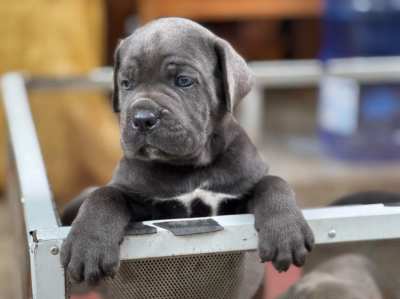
[{"x1": 2, "y1": 0, "x2": 400, "y2": 298}]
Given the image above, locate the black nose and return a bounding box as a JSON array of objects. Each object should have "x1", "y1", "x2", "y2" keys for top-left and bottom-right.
[{"x1": 132, "y1": 110, "x2": 159, "y2": 131}]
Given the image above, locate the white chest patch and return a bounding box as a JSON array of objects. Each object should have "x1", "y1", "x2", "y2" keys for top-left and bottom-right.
[{"x1": 158, "y1": 188, "x2": 238, "y2": 216}]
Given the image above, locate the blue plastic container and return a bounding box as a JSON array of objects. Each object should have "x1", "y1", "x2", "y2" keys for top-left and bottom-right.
[{"x1": 319, "y1": 0, "x2": 400, "y2": 160}]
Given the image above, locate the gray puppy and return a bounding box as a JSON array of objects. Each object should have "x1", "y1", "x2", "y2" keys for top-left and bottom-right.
[
  {"x1": 61, "y1": 17, "x2": 314, "y2": 285},
  {"x1": 279, "y1": 254, "x2": 383, "y2": 299}
]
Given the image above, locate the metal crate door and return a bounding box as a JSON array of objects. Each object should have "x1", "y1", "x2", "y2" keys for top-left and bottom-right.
[{"x1": 66, "y1": 252, "x2": 246, "y2": 299}]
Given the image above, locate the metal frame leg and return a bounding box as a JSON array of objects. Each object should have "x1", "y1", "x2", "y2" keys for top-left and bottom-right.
[{"x1": 237, "y1": 84, "x2": 264, "y2": 145}]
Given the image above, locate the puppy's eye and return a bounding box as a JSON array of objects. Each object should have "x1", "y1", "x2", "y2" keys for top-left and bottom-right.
[
  {"x1": 120, "y1": 79, "x2": 133, "y2": 90},
  {"x1": 175, "y1": 76, "x2": 194, "y2": 88}
]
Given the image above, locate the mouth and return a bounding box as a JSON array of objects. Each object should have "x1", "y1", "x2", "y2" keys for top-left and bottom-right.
[
  {"x1": 135, "y1": 142, "x2": 206, "y2": 163},
  {"x1": 121, "y1": 118, "x2": 206, "y2": 163},
  {"x1": 137, "y1": 146, "x2": 177, "y2": 160}
]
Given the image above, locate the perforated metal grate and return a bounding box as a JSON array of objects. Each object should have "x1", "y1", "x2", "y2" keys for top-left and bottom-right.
[{"x1": 102, "y1": 252, "x2": 245, "y2": 299}]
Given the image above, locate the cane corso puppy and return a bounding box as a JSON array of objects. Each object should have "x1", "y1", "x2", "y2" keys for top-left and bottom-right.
[
  {"x1": 279, "y1": 254, "x2": 383, "y2": 299},
  {"x1": 61, "y1": 17, "x2": 314, "y2": 284}
]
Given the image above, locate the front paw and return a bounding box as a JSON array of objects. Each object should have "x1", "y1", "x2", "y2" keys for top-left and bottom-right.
[
  {"x1": 257, "y1": 214, "x2": 314, "y2": 272},
  {"x1": 61, "y1": 229, "x2": 121, "y2": 285}
]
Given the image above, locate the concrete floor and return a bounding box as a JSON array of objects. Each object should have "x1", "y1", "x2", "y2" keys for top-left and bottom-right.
[{"x1": 0, "y1": 199, "x2": 16, "y2": 298}]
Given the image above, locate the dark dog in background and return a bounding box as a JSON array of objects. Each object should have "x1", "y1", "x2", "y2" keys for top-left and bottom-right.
[
  {"x1": 280, "y1": 191, "x2": 400, "y2": 299},
  {"x1": 60, "y1": 17, "x2": 314, "y2": 286}
]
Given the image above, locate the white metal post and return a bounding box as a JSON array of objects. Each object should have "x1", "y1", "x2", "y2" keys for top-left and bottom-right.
[{"x1": 30, "y1": 239, "x2": 65, "y2": 299}]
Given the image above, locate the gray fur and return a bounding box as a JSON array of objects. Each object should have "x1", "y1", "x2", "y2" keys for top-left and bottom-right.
[
  {"x1": 61, "y1": 17, "x2": 314, "y2": 285},
  {"x1": 279, "y1": 254, "x2": 383, "y2": 299}
]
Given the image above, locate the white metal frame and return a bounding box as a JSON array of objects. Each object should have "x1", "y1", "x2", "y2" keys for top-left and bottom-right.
[
  {"x1": 2, "y1": 62, "x2": 400, "y2": 298},
  {"x1": 240, "y1": 56, "x2": 400, "y2": 139}
]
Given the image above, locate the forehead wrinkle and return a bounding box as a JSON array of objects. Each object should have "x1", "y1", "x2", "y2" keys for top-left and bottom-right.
[
  {"x1": 122, "y1": 25, "x2": 217, "y2": 79},
  {"x1": 161, "y1": 56, "x2": 204, "y2": 75},
  {"x1": 123, "y1": 49, "x2": 211, "y2": 78},
  {"x1": 129, "y1": 24, "x2": 211, "y2": 53},
  {"x1": 119, "y1": 56, "x2": 138, "y2": 76}
]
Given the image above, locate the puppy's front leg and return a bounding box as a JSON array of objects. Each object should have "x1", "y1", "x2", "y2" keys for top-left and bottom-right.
[
  {"x1": 250, "y1": 176, "x2": 314, "y2": 272},
  {"x1": 61, "y1": 186, "x2": 131, "y2": 285}
]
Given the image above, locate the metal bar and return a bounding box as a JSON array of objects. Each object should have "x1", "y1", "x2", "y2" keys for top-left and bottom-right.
[
  {"x1": 25, "y1": 67, "x2": 113, "y2": 91},
  {"x1": 30, "y1": 239, "x2": 65, "y2": 299},
  {"x1": 1, "y1": 73, "x2": 59, "y2": 231},
  {"x1": 305, "y1": 204, "x2": 400, "y2": 244},
  {"x1": 237, "y1": 87, "x2": 264, "y2": 143},
  {"x1": 36, "y1": 215, "x2": 258, "y2": 260},
  {"x1": 249, "y1": 59, "x2": 322, "y2": 88},
  {"x1": 326, "y1": 56, "x2": 400, "y2": 83},
  {"x1": 33, "y1": 204, "x2": 400, "y2": 261},
  {"x1": 249, "y1": 56, "x2": 400, "y2": 87},
  {"x1": 17, "y1": 56, "x2": 400, "y2": 91}
]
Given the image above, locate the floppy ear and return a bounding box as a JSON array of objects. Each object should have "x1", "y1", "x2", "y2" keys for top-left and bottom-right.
[
  {"x1": 112, "y1": 41, "x2": 123, "y2": 113},
  {"x1": 214, "y1": 38, "x2": 253, "y2": 112}
]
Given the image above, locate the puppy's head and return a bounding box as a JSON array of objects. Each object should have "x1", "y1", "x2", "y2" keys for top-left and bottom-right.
[{"x1": 113, "y1": 18, "x2": 253, "y2": 165}]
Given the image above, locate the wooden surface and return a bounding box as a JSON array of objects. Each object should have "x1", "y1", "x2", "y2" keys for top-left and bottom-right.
[
  {"x1": 137, "y1": 0, "x2": 322, "y2": 23},
  {"x1": 0, "y1": 0, "x2": 123, "y2": 205}
]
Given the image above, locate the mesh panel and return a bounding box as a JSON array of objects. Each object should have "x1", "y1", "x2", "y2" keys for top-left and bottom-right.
[{"x1": 68, "y1": 252, "x2": 245, "y2": 299}]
